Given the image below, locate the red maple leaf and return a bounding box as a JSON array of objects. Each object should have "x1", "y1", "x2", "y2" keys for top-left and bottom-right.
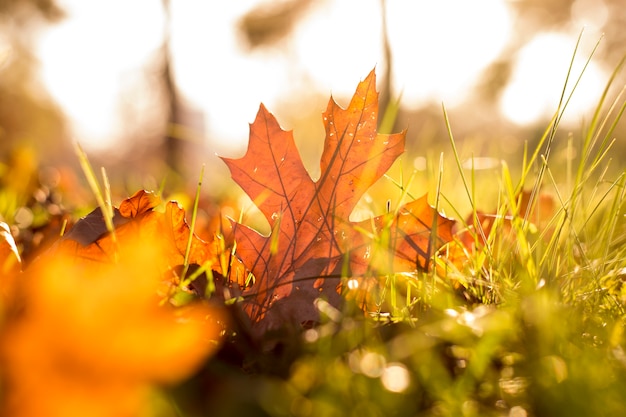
[{"x1": 222, "y1": 69, "x2": 455, "y2": 331}]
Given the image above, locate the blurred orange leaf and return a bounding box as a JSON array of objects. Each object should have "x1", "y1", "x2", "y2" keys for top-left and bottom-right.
[{"x1": 1, "y1": 237, "x2": 224, "y2": 417}]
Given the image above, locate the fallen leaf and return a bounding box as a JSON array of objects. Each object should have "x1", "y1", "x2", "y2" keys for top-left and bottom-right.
[
  {"x1": 118, "y1": 188, "x2": 161, "y2": 217},
  {"x1": 222, "y1": 69, "x2": 454, "y2": 331},
  {"x1": 351, "y1": 195, "x2": 455, "y2": 274},
  {"x1": 61, "y1": 206, "x2": 128, "y2": 247},
  {"x1": 0, "y1": 235, "x2": 224, "y2": 417},
  {"x1": 458, "y1": 189, "x2": 557, "y2": 253},
  {"x1": 50, "y1": 190, "x2": 223, "y2": 278}
]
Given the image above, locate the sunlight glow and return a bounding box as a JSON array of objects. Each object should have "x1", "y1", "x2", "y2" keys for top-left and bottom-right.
[
  {"x1": 359, "y1": 351, "x2": 387, "y2": 378},
  {"x1": 388, "y1": 0, "x2": 512, "y2": 108},
  {"x1": 37, "y1": 0, "x2": 165, "y2": 151},
  {"x1": 170, "y1": 1, "x2": 289, "y2": 154},
  {"x1": 347, "y1": 278, "x2": 359, "y2": 290},
  {"x1": 500, "y1": 32, "x2": 606, "y2": 125},
  {"x1": 381, "y1": 363, "x2": 411, "y2": 393},
  {"x1": 509, "y1": 406, "x2": 529, "y2": 417},
  {"x1": 36, "y1": 0, "x2": 517, "y2": 154},
  {"x1": 36, "y1": 1, "x2": 606, "y2": 154},
  {"x1": 290, "y1": 0, "x2": 383, "y2": 95}
]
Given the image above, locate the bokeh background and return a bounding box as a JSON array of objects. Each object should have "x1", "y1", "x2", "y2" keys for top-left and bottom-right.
[{"x1": 1, "y1": 0, "x2": 625, "y2": 194}]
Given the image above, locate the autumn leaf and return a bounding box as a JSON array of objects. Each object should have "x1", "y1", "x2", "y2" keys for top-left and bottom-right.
[
  {"x1": 50, "y1": 190, "x2": 224, "y2": 278},
  {"x1": 0, "y1": 191, "x2": 232, "y2": 416},
  {"x1": 0, "y1": 235, "x2": 224, "y2": 417},
  {"x1": 457, "y1": 189, "x2": 557, "y2": 253},
  {"x1": 222, "y1": 69, "x2": 454, "y2": 331},
  {"x1": 350, "y1": 195, "x2": 456, "y2": 274}
]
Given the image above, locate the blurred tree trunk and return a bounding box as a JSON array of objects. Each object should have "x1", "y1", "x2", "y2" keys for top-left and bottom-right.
[
  {"x1": 378, "y1": 0, "x2": 392, "y2": 132},
  {"x1": 0, "y1": 0, "x2": 66, "y2": 160},
  {"x1": 239, "y1": 0, "x2": 314, "y2": 49},
  {"x1": 160, "y1": 0, "x2": 183, "y2": 174}
]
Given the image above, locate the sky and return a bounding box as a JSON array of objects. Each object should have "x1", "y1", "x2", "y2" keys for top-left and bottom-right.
[{"x1": 35, "y1": 0, "x2": 608, "y2": 154}]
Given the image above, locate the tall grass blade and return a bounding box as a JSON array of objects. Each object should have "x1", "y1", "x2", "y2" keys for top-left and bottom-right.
[{"x1": 74, "y1": 142, "x2": 117, "y2": 244}]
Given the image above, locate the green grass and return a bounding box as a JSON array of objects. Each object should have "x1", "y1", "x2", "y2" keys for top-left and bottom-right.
[{"x1": 173, "y1": 45, "x2": 626, "y2": 417}]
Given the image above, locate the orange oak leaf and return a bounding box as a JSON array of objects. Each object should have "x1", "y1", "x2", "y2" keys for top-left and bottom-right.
[
  {"x1": 350, "y1": 195, "x2": 456, "y2": 274},
  {"x1": 457, "y1": 189, "x2": 557, "y2": 253},
  {"x1": 222, "y1": 69, "x2": 454, "y2": 330},
  {"x1": 49, "y1": 190, "x2": 223, "y2": 278}
]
